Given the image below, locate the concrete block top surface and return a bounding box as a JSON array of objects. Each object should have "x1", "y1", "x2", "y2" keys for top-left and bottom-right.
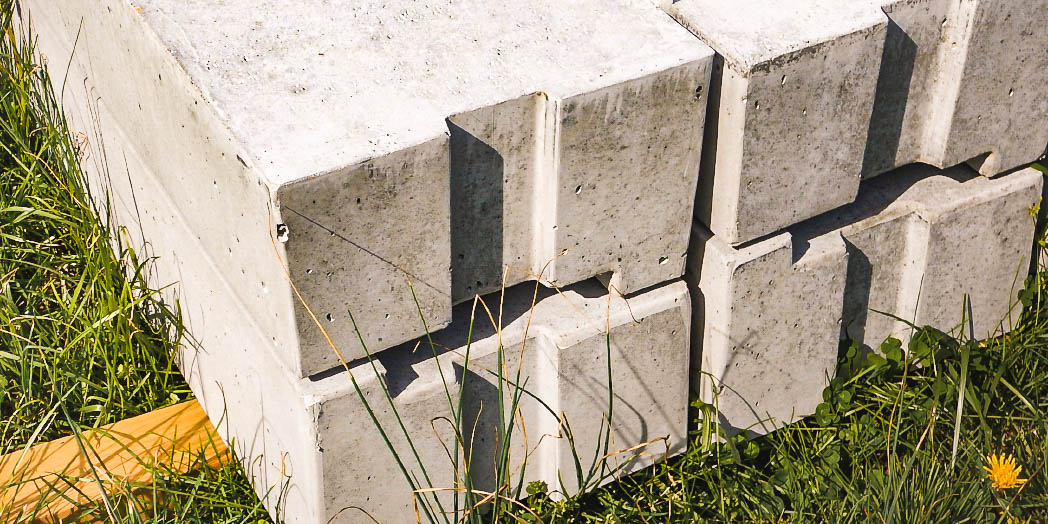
[
  {"x1": 132, "y1": 0, "x2": 712, "y2": 184},
  {"x1": 666, "y1": 0, "x2": 885, "y2": 70}
]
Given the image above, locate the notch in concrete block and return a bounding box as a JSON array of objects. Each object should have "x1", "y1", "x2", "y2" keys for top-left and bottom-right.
[
  {"x1": 687, "y1": 225, "x2": 848, "y2": 437},
  {"x1": 808, "y1": 164, "x2": 1042, "y2": 349},
  {"x1": 447, "y1": 59, "x2": 713, "y2": 304},
  {"x1": 665, "y1": 0, "x2": 888, "y2": 244}
]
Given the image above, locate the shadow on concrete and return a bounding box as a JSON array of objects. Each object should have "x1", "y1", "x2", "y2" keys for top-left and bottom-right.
[
  {"x1": 840, "y1": 238, "x2": 873, "y2": 348},
  {"x1": 861, "y1": 17, "x2": 917, "y2": 179},
  {"x1": 692, "y1": 54, "x2": 724, "y2": 231},
  {"x1": 448, "y1": 119, "x2": 504, "y2": 302},
  {"x1": 789, "y1": 163, "x2": 974, "y2": 261}
]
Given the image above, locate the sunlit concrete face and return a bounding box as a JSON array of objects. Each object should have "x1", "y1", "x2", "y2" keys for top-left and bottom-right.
[{"x1": 688, "y1": 165, "x2": 1041, "y2": 436}]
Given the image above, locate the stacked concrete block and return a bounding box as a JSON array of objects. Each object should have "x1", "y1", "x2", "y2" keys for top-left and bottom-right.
[
  {"x1": 25, "y1": 0, "x2": 706, "y2": 521},
  {"x1": 42, "y1": 58, "x2": 694, "y2": 519},
  {"x1": 664, "y1": 0, "x2": 888, "y2": 244},
  {"x1": 188, "y1": 278, "x2": 690, "y2": 523},
  {"x1": 663, "y1": 0, "x2": 1048, "y2": 244},
  {"x1": 25, "y1": 0, "x2": 1048, "y2": 521},
  {"x1": 687, "y1": 164, "x2": 1042, "y2": 435},
  {"x1": 27, "y1": 0, "x2": 713, "y2": 377},
  {"x1": 865, "y1": 0, "x2": 1048, "y2": 177}
]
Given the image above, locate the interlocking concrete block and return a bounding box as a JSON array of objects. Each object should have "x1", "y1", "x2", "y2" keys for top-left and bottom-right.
[
  {"x1": 447, "y1": 59, "x2": 711, "y2": 301},
  {"x1": 26, "y1": 0, "x2": 712, "y2": 376},
  {"x1": 864, "y1": 0, "x2": 1048, "y2": 177},
  {"x1": 44, "y1": 96, "x2": 694, "y2": 520},
  {"x1": 664, "y1": 0, "x2": 887, "y2": 244},
  {"x1": 688, "y1": 164, "x2": 1041, "y2": 435},
  {"x1": 832, "y1": 165, "x2": 1042, "y2": 347},
  {"x1": 190, "y1": 279, "x2": 691, "y2": 523},
  {"x1": 687, "y1": 225, "x2": 849, "y2": 436}
]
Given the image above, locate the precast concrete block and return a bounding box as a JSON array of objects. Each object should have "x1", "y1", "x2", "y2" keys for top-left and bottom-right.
[
  {"x1": 688, "y1": 164, "x2": 1042, "y2": 435},
  {"x1": 24, "y1": 0, "x2": 712, "y2": 377},
  {"x1": 687, "y1": 225, "x2": 849, "y2": 437},
  {"x1": 446, "y1": 61, "x2": 712, "y2": 302},
  {"x1": 864, "y1": 0, "x2": 1048, "y2": 177},
  {"x1": 831, "y1": 165, "x2": 1042, "y2": 347},
  {"x1": 664, "y1": 0, "x2": 887, "y2": 244},
  {"x1": 190, "y1": 279, "x2": 691, "y2": 523},
  {"x1": 65, "y1": 117, "x2": 694, "y2": 523}
]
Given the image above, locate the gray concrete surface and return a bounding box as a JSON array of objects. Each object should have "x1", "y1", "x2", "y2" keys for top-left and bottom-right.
[
  {"x1": 195, "y1": 278, "x2": 691, "y2": 523},
  {"x1": 687, "y1": 226, "x2": 849, "y2": 437},
  {"x1": 665, "y1": 0, "x2": 1048, "y2": 245},
  {"x1": 25, "y1": 0, "x2": 712, "y2": 376},
  {"x1": 688, "y1": 165, "x2": 1042, "y2": 436},
  {"x1": 21, "y1": 74, "x2": 695, "y2": 519},
  {"x1": 21, "y1": 0, "x2": 1048, "y2": 521},
  {"x1": 665, "y1": 0, "x2": 888, "y2": 244},
  {"x1": 865, "y1": 0, "x2": 1048, "y2": 177}
]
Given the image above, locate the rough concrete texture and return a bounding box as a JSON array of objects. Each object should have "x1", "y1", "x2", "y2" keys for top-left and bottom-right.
[
  {"x1": 446, "y1": 59, "x2": 711, "y2": 302},
  {"x1": 26, "y1": 0, "x2": 713, "y2": 376},
  {"x1": 688, "y1": 164, "x2": 1042, "y2": 435},
  {"x1": 864, "y1": 0, "x2": 1048, "y2": 178},
  {"x1": 9, "y1": 68, "x2": 694, "y2": 519},
  {"x1": 815, "y1": 164, "x2": 1040, "y2": 348},
  {"x1": 206, "y1": 279, "x2": 689, "y2": 523},
  {"x1": 664, "y1": 0, "x2": 888, "y2": 244},
  {"x1": 687, "y1": 226, "x2": 849, "y2": 437}
]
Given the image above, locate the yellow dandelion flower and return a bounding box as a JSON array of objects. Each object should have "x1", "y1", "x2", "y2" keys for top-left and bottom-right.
[{"x1": 984, "y1": 453, "x2": 1028, "y2": 489}]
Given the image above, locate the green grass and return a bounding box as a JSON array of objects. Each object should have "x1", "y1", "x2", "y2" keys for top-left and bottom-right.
[
  {"x1": 3, "y1": 2, "x2": 1048, "y2": 521},
  {"x1": 0, "y1": 9, "x2": 188, "y2": 452},
  {"x1": 0, "y1": 6, "x2": 268, "y2": 522}
]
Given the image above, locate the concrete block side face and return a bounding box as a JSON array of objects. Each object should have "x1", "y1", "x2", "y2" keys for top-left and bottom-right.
[
  {"x1": 869, "y1": 0, "x2": 1048, "y2": 177},
  {"x1": 56, "y1": 84, "x2": 325, "y2": 520},
  {"x1": 309, "y1": 280, "x2": 691, "y2": 522},
  {"x1": 278, "y1": 136, "x2": 452, "y2": 375},
  {"x1": 316, "y1": 367, "x2": 462, "y2": 524},
  {"x1": 25, "y1": 0, "x2": 303, "y2": 372},
  {"x1": 917, "y1": 173, "x2": 1042, "y2": 339},
  {"x1": 460, "y1": 281, "x2": 692, "y2": 497},
  {"x1": 730, "y1": 27, "x2": 884, "y2": 242},
  {"x1": 555, "y1": 303, "x2": 690, "y2": 495},
  {"x1": 181, "y1": 333, "x2": 322, "y2": 523},
  {"x1": 675, "y1": 2, "x2": 887, "y2": 243},
  {"x1": 943, "y1": 0, "x2": 1048, "y2": 174},
  {"x1": 448, "y1": 95, "x2": 545, "y2": 302},
  {"x1": 58, "y1": 91, "x2": 324, "y2": 522},
  {"x1": 863, "y1": 0, "x2": 952, "y2": 177},
  {"x1": 841, "y1": 216, "x2": 922, "y2": 350},
  {"x1": 552, "y1": 61, "x2": 712, "y2": 292},
  {"x1": 693, "y1": 232, "x2": 846, "y2": 436}
]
